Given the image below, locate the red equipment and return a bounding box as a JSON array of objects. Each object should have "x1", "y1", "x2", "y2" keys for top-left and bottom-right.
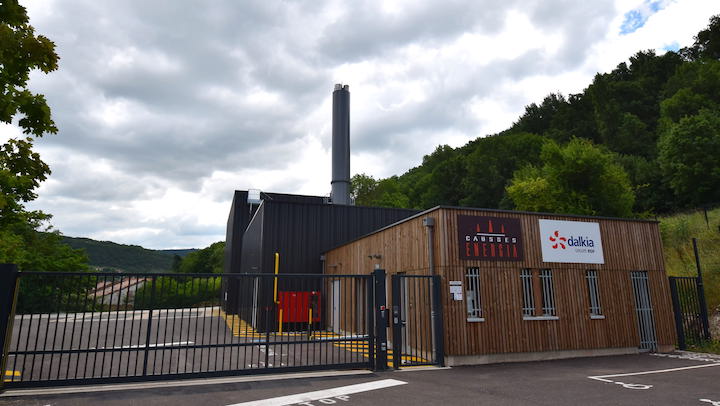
[{"x1": 277, "y1": 291, "x2": 321, "y2": 322}]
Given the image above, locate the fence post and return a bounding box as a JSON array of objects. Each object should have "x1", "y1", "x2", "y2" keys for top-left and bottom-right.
[
  {"x1": 0, "y1": 264, "x2": 20, "y2": 392},
  {"x1": 669, "y1": 277, "x2": 686, "y2": 350},
  {"x1": 692, "y1": 238, "x2": 712, "y2": 339},
  {"x1": 366, "y1": 276, "x2": 375, "y2": 370},
  {"x1": 142, "y1": 276, "x2": 157, "y2": 377},
  {"x1": 431, "y1": 275, "x2": 445, "y2": 367},
  {"x1": 391, "y1": 275, "x2": 401, "y2": 369},
  {"x1": 372, "y1": 268, "x2": 388, "y2": 371}
]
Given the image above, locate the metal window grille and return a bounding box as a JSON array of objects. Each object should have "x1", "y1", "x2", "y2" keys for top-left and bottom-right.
[
  {"x1": 520, "y1": 269, "x2": 535, "y2": 316},
  {"x1": 539, "y1": 269, "x2": 556, "y2": 316},
  {"x1": 465, "y1": 267, "x2": 482, "y2": 319},
  {"x1": 586, "y1": 270, "x2": 602, "y2": 316},
  {"x1": 631, "y1": 271, "x2": 657, "y2": 351}
]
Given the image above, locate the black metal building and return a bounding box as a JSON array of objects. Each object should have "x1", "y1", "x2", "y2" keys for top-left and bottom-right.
[{"x1": 223, "y1": 190, "x2": 418, "y2": 329}]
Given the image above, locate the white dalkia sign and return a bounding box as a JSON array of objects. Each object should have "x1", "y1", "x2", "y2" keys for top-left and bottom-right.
[{"x1": 539, "y1": 219, "x2": 604, "y2": 264}]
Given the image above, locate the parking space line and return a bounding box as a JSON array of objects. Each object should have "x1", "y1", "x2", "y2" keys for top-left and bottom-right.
[
  {"x1": 226, "y1": 378, "x2": 407, "y2": 406},
  {"x1": 588, "y1": 362, "x2": 720, "y2": 390},
  {"x1": 590, "y1": 362, "x2": 720, "y2": 380}
]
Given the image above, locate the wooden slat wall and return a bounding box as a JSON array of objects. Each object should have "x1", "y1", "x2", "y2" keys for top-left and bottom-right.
[{"x1": 324, "y1": 208, "x2": 676, "y2": 356}]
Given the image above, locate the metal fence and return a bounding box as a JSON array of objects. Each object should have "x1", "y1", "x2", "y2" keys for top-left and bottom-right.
[
  {"x1": 390, "y1": 275, "x2": 443, "y2": 368},
  {"x1": 1, "y1": 269, "x2": 374, "y2": 388},
  {"x1": 669, "y1": 276, "x2": 711, "y2": 350}
]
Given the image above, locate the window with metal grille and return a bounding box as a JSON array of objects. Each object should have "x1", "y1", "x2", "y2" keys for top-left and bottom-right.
[
  {"x1": 465, "y1": 267, "x2": 483, "y2": 321},
  {"x1": 520, "y1": 269, "x2": 535, "y2": 317},
  {"x1": 539, "y1": 269, "x2": 556, "y2": 316},
  {"x1": 586, "y1": 270, "x2": 603, "y2": 317}
]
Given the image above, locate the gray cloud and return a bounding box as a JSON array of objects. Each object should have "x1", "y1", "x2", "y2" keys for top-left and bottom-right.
[
  {"x1": 317, "y1": 0, "x2": 515, "y2": 62},
  {"x1": 15, "y1": 0, "x2": 699, "y2": 248}
]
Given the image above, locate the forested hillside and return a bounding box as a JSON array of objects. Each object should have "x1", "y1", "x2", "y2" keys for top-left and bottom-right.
[
  {"x1": 352, "y1": 16, "x2": 720, "y2": 218},
  {"x1": 60, "y1": 236, "x2": 197, "y2": 273}
]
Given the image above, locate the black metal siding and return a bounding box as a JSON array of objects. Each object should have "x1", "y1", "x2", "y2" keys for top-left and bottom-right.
[
  {"x1": 254, "y1": 201, "x2": 418, "y2": 275},
  {"x1": 240, "y1": 201, "x2": 265, "y2": 274},
  {"x1": 224, "y1": 191, "x2": 250, "y2": 274}
]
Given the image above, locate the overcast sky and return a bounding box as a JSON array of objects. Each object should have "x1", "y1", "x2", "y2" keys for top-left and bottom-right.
[{"x1": 2, "y1": 0, "x2": 719, "y2": 249}]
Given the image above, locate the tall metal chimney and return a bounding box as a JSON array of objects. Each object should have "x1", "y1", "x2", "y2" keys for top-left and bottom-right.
[{"x1": 331, "y1": 84, "x2": 351, "y2": 205}]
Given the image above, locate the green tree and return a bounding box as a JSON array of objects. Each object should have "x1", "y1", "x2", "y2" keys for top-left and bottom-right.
[
  {"x1": 506, "y1": 139, "x2": 635, "y2": 217},
  {"x1": 460, "y1": 132, "x2": 547, "y2": 209},
  {"x1": 178, "y1": 242, "x2": 224, "y2": 274},
  {"x1": 0, "y1": 1, "x2": 88, "y2": 294},
  {"x1": 1, "y1": 0, "x2": 59, "y2": 235},
  {"x1": 658, "y1": 108, "x2": 720, "y2": 207},
  {"x1": 350, "y1": 173, "x2": 379, "y2": 206},
  {"x1": 681, "y1": 15, "x2": 720, "y2": 60}
]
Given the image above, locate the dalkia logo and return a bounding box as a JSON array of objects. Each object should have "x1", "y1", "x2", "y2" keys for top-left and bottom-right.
[
  {"x1": 548, "y1": 230, "x2": 566, "y2": 249},
  {"x1": 539, "y1": 219, "x2": 604, "y2": 264},
  {"x1": 549, "y1": 230, "x2": 595, "y2": 249}
]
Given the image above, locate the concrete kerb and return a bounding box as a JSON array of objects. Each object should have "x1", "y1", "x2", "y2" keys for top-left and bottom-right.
[{"x1": 0, "y1": 369, "x2": 375, "y2": 398}]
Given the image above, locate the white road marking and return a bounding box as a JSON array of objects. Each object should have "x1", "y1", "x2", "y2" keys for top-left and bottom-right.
[
  {"x1": 700, "y1": 399, "x2": 720, "y2": 405},
  {"x1": 89, "y1": 341, "x2": 194, "y2": 350},
  {"x1": 651, "y1": 352, "x2": 720, "y2": 363},
  {"x1": 588, "y1": 362, "x2": 720, "y2": 390},
  {"x1": 226, "y1": 378, "x2": 407, "y2": 406}
]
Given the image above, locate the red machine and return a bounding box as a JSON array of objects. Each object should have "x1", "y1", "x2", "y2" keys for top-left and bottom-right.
[{"x1": 277, "y1": 291, "x2": 321, "y2": 323}]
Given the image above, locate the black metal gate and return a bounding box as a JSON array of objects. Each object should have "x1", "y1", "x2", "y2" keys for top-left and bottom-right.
[
  {"x1": 669, "y1": 276, "x2": 711, "y2": 350},
  {"x1": 0, "y1": 267, "x2": 375, "y2": 388},
  {"x1": 390, "y1": 274, "x2": 443, "y2": 369}
]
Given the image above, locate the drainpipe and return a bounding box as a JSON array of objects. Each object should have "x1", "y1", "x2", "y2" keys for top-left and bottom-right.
[{"x1": 423, "y1": 217, "x2": 435, "y2": 275}]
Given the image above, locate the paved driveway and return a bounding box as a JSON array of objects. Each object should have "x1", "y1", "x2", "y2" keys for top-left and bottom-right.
[{"x1": 2, "y1": 352, "x2": 719, "y2": 406}]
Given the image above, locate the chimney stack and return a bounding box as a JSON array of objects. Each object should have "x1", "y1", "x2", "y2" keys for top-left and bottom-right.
[{"x1": 331, "y1": 84, "x2": 351, "y2": 205}]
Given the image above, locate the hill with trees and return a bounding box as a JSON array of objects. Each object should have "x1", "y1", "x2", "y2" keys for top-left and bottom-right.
[
  {"x1": 352, "y1": 15, "x2": 720, "y2": 219},
  {"x1": 59, "y1": 235, "x2": 198, "y2": 273}
]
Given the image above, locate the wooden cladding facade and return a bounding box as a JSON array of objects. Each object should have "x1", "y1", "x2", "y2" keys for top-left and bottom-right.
[{"x1": 324, "y1": 207, "x2": 676, "y2": 358}]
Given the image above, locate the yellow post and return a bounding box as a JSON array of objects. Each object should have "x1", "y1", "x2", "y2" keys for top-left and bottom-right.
[
  {"x1": 273, "y1": 252, "x2": 279, "y2": 304},
  {"x1": 307, "y1": 307, "x2": 313, "y2": 338},
  {"x1": 278, "y1": 308, "x2": 283, "y2": 334}
]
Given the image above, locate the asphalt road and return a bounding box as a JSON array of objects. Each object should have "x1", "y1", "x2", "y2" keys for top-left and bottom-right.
[{"x1": 2, "y1": 352, "x2": 719, "y2": 406}]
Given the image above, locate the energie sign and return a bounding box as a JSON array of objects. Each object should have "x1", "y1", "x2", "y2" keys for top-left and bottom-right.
[
  {"x1": 539, "y1": 219, "x2": 604, "y2": 264},
  {"x1": 458, "y1": 215, "x2": 524, "y2": 261}
]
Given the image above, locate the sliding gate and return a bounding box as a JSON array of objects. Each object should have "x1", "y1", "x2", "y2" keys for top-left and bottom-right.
[
  {"x1": 390, "y1": 275, "x2": 443, "y2": 368},
  {"x1": 0, "y1": 268, "x2": 374, "y2": 388}
]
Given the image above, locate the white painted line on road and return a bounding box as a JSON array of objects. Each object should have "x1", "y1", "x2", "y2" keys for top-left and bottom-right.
[
  {"x1": 590, "y1": 362, "x2": 720, "y2": 380},
  {"x1": 226, "y1": 378, "x2": 408, "y2": 406},
  {"x1": 0, "y1": 370, "x2": 374, "y2": 397},
  {"x1": 588, "y1": 362, "x2": 720, "y2": 390},
  {"x1": 118, "y1": 341, "x2": 194, "y2": 349}
]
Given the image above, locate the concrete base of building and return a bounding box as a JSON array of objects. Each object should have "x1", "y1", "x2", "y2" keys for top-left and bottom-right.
[
  {"x1": 445, "y1": 347, "x2": 645, "y2": 366},
  {"x1": 657, "y1": 344, "x2": 675, "y2": 353}
]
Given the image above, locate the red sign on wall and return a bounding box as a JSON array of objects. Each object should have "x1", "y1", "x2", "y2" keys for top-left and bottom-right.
[{"x1": 457, "y1": 215, "x2": 524, "y2": 261}]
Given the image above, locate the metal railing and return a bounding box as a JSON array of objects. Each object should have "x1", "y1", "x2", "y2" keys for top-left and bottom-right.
[
  {"x1": 1, "y1": 269, "x2": 374, "y2": 388},
  {"x1": 669, "y1": 276, "x2": 711, "y2": 350}
]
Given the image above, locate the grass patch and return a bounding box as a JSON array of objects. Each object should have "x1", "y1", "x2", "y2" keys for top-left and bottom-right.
[
  {"x1": 687, "y1": 339, "x2": 720, "y2": 355},
  {"x1": 660, "y1": 207, "x2": 720, "y2": 313}
]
